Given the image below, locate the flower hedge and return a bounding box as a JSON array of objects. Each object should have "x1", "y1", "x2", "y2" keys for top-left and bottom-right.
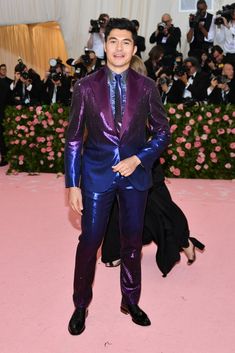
[{"x1": 3, "y1": 103, "x2": 235, "y2": 179}]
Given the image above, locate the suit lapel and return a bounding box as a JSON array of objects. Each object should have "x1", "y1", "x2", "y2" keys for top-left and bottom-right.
[
  {"x1": 120, "y1": 69, "x2": 142, "y2": 139},
  {"x1": 90, "y1": 67, "x2": 116, "y2": 131}
]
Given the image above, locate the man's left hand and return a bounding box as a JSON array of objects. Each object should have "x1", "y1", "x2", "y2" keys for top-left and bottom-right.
[{"x1": 112, "y1": 156, "x2": 141, "y2": 177}]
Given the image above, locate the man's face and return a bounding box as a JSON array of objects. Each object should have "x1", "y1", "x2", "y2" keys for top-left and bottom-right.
[
  {"x1": 104, "y1": 29, "x2": 137, "y2": 73},
  {"x1": 197, "y1": 3, "x2": 207, "y2": 17},
  {"x1": 0, "y1": 66, "x2": 7, "y2": 77},
  {"x1": 222, "y1": 64, "x2": 234, "y2": 80},
  {"x1": 185, "y1": 62, "x2": 196, "y2": 75},
  {"x1": 213, "y1": 50, "x2": 223, "y2": 63}
]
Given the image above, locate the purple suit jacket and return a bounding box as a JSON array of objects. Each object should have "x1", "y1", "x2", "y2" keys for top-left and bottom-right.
[{"x1": 65, "y1": 66, "x2": 170, "y2": 192}]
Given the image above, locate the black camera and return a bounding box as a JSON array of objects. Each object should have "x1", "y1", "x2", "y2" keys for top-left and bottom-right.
[
  {"x1": 215, "y1": 3, "x2": 235, "y2": 25},
  {"x1": 89, "y1": 18, "x2": 105, "y2": 33},
  {"x1": 49, "y1": 71, "x2": 62, "y2": 82},
  {"x1": 81, "y1": 48, "x2": 92, "y2": 66},
  {"x1": 158, "y1": 76, "x2": 171, "y2": 85},
  {"x1": 158, "y1": 22, "x2": 167, "y2": 32},
  {"x1": 189, "y1": 11, "x2": 204, "y2": 28},
  {"x1": 213, "y1": 74, "x2": 229, "y2": 84},
  {"x1": 20, "y1": 71, "x2": 29, "y2": 80}
]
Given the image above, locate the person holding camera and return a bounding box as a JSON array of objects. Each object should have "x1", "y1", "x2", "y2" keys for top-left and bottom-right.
[
  {"x1": 10, "y1": 63, "x2": 42, "y2": 106},
  {"x1": 87, "y1": 13, "x2": 109, "y2": 59},
  {"x1": 144, "y1": 45, "x2": 165, "y2": 80},
  {"x1": 187, "y1": 0, "x2": 214, "y2": 60},
  {"x1": 214, "y1": 5, "x2": 235, "y2": 66},
  {"x1": 207, "y1": 62, "x2": 235, "y2": 103},
  {"x1": 131, "y1": 20, "x2": 146, "y2": 58},
  {"x1": 66, "y1": 49, "x2": 104, "y2": 80},
  {"x1": 181, "y1": 56, "x2": 210, "y2": 103},
  {"x1": 157, "y1": 68, "x2": 185, "y2": 104},
  {"x1": 149, "y1": 13, "x2": 181, "y2": 68}
]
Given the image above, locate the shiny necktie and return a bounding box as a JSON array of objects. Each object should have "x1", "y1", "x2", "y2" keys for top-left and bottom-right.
[{"x1": 114, "y1": 74, "x2": 122, "y2": 134}]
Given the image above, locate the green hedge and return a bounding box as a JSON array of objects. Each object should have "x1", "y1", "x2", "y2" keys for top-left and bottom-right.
[{"x1": 3, "y1": 103, "x2": 235, "y2": 179}]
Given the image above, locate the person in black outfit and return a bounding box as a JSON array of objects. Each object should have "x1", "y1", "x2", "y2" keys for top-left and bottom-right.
[
  {"x1": 149, "y1": 13, "x2": 181, "y2": 68},
  {"x1": 187, "y1": 0, "x2": 214, "y2": 60},
  {"x1": 131, "y1": 20, "x2": 146, "y2": 58},
  {"x1": 207, "y1": 62, "x2": 235, "y2": 104},
  {"x1": 0, "y1": 64, "x2": 12, "y2": 166},
  {"x1": 157, "y1": 68, "x2": 185, "y2": 104},
  {"x1": 181, "y1": 56, "x2": 210, "y2": 102},
  {"x1": 101, "y1": 160, "x2": 205, "y2": 277},
  {"x1": 144, "y1": 45, "x2": 164, "y2": 80}
]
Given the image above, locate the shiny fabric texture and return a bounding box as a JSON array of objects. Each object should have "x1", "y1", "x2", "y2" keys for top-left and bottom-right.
[
  {"x1": 64, "y1": 66, "x2": 171, "y2": 192},
  {"x1": 73, "y1": 175, "x2": 148, "y2": 308}
]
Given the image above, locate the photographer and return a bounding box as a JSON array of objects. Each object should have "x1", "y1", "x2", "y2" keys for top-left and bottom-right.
[
  {"x1": 181, "y1": 57, "x2": 210, "y2": 102},
  {"x1": 42, "y1": 60, "x2": 70, "y2": 105},
  {"x1": 87, "y1": 13, "x2": 109, "y2": 59},
  {"x1": 10, "y1": 62, "x2": 42, "y2": 106},
  {"x1": 187, "y1": 0, "x2": 214, "y2": 60},
  {"x1": 149, "y1": 13, "x2": 181, "y2": 68},
  {"x1": 144, "y1": 45, "x2": 164, "y2": 80},
  {"x1": 157, "y1": 68, "x2": 185, "y2": 104},
  {"x1": 214, "y1": 4, "x2": 235, "y2": 66},
  {"x1": 207, "y1": 62, "x2": 235, "y2": 104},
  {"x1": 131, "y1": 20, "x2": 146, "y2": 58},
  {"x1": 66, "y1": 48, "x2": 103, "y2": 80}
]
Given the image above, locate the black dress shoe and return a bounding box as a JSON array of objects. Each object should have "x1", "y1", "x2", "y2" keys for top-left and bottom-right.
[
  {"x1": 121, "y1": 303, "x2": 151, "y2": 326},
  {"x1": 68, "y1": 307, "x2": 88, "y2": 335}
]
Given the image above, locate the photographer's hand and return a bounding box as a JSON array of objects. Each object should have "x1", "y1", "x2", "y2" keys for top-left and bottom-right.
[
  {"x1": 198, "y1": 22, "x2": 208, "y2": 38},
  {"x1": 222, "y1": 17, "x2": 229, "y2": 28}
]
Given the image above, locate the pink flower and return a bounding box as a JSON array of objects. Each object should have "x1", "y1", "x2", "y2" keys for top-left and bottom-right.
[
  {"x1": 170, "y1": 124, "x2": 178, "y2": 133},
  {"x1": 230, "y1": 152, "x2": 235, "y2": 157},
  {"x1": 225, "y1": 163, "x2": 231, "y2": 169},
  {"x1": 185, "y1": 142, "x2": 191, "y2": 150},
  {"x1": 167, "y1": 149, "x2": 173, "y2": 155},
  {"x1": 195, "y1": 165, "x2": 201, "y2": 171},
  {"x1": 58, "y1": 108, "x2": 64, "y2": 114},
  {"x1": 49, "y1": 151, "x2": 55, "y2": 156},
  {"x1": 36, "y1": 106, "x2": 42, "y2": 115},
  {"x1": 185, "y1": 125, "x2": 192, "y2": 131},
  {"x1": 175, "y1": 114, "x2": 182, "y2": 119},
  {"x1": 15, "y1": 116, "x2": 21, "y2": 122},
  {"x1": 211, "y1": 138, "x2": 217, "y2": 144},
  {"x1": 29, "y1": 131, "x2": 35, "y2": 136},
  {"x1": 18, "y1": 155, "x2": 24, "y2": 161},
  {"x1": 201, "y1": 134, "x2": 208, "y2": 140},
  {"x1": 183, "y1": 129, "x2": 189, "y2": 136},
  {"x1": 214, "y1": 117, "x2": 221, "y2": 122},
  {"x1": 41, "y1": 148, "x2": 46, "y2": 153},
  {"x1": 208, "y1": 119, "x2": 213, "y2": 125},
  {"x1": 232, "y1": 111, "x2": 235, "y2": 117},
  {"x1": 197, "y1": 115, "x2": 203, "y2": 122},
  {"x1": 194, "y1": 141, "x2": 201, "y2": 148},
  {"x1": 29, "y1": 106, "x2": 34, "y2": 111},
  {"x1": 196, "y1": 156, "x2": 205, "y2": 164},
  {"x1": 214, "y1": 107, "x2": 221, "y2": 114},
  {"x1": 189, "y1": 119, "x2": 195, "y2": 125},
  {"x1": 211, "y1": 158, "x2": 218, "y2": 163},
  {"x1": 63, "y1": 121, "x2": 68, "y2": 127},
  {"x1": 46, "y1": 146, "x2": 52, "y2": 152},
  {"x1": 206, "y1": 111, "x2": 212, "y2": 118},
  {"x1": 179, "y1": 150, "x2": 185, "y2": 157},
  {"x1": 29, "y1": 143, "x2": 35, "y2": 148},
  {"x1": 173, "y1": 168, "x2": 180, "y2": 176},
  {"x1": 21, "y1": 140, "x2": 27, "y2": 145},
  {"x1": 168, "y1": 107, "x2": 176, "y2": 114},
  {"x1": 230, "y1": 142, "x2": 235, "y2": 149},
  {"x1": 47, "y1": 141, "x2": 52, "y2": 147},
  {"x1": 210, "y1": 152, "x2": 217, "y2": 159},
  {"x1": 19, "y1": 160, "x2": 24, "y2": 165},
  {"x1": 185, "y1": 111, "x2": 191, "y2": 117},
  {"x1": 16, "y1": 105, "x2": 22, "y2": 110},
  {"x1": 172, "y1": 154, "x2": 177, "y2": 160},
  {"x1": 203, "y1": 164, "x2": 209, "y2": 170},
  {"x1": 223, "y1": 114, "x2": 229, "y2": 121},
  {"x1": 215, "y1": 146, "x2": 221, "y2": 152},
  {"x1": 57, "y1": 152, "x2": 62, "y2": 158},
  {"x1": 177, "y1": 104, "x2": 184, "y2": 110},
  {"x1": 48, "y1": 120, "x2": 54, "y2": 126},
  {"x1": 14, "y1": 139, "x2": 20, "y2": 144}
]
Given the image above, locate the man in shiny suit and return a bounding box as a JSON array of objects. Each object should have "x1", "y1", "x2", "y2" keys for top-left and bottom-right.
[{"x1": 64, "y1": 18, "x2": 170, "y2": 335}]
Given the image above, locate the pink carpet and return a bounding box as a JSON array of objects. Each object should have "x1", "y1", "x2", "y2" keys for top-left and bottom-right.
[{"x1": 0, "y1": 166, "x2": 234, "y2": 353}]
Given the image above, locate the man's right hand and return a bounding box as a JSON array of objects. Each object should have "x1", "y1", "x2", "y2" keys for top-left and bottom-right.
[{"x1": 68, "y1": 187, "x2": 83, "y2": 215}]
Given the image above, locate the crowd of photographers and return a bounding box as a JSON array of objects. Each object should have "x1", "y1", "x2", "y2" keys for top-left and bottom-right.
[{"x1": 1, "y1": 1, "x2": 235, "y2": 165}]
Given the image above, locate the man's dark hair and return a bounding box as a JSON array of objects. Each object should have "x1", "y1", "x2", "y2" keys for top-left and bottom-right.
[
  {"x1": 211, "y1": 45, "x2": 223, "y2": 55},
  {"x1": 131, "y1": 19, "x2": 139, "y2": 28},
  {"x1": 0, "y1": 64, "x2": 6, "y2": 68},
  {"x1": 184, "y1": 56, "x2": 200, "y2": 69},
  {"x1": 105, "y1": 18, "x2": 137, "y2": 44},
  {"x1": 197, "y1": 0, "x2": 207, "y2": 7}
]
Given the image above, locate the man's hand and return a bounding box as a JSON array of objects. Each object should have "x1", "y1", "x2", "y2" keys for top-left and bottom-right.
[
  {"x1": 112, "y1": 156, "x2": 141, "y2": 177},
  {"x1": 68, "y1": 187, "x2": 83, "y2": 215}
]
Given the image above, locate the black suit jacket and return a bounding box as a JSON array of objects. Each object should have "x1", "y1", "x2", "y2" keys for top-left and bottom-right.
[
  {"x1": 136, "y1": 35, "x2": 146, "y2": 58},
  {"x1": 187, "y1": 71, "x2": 210, "y2": 102}
]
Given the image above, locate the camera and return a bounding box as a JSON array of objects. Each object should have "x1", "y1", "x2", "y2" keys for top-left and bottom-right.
[
  {"x1": 213, "y1": 74, "x2": 229, "y2": 84},
  {"x1": 157, "y1": 22, "x2": 167, "y2": 32},
  {"x1": 50, "y1": 72, "x2": 62, "y2": 82},
  {"x1": 81, "y1": 48, "x2": 92, "y2": 66},
  {"x1": 158, "y1": 76, "x2": 171, "y2": 85},
  {"x1": 189, "y1": 11, "x2": 204, "y2": 28},
  {"x1": 89, "y1": 18, "x2": 105, "y2": 33},
  {"x1": 214, "y1": 3, "x2": 235, "y2": 25},
  {"x1": 20, "y1": 71, "x2": 29, "y2": 80}
]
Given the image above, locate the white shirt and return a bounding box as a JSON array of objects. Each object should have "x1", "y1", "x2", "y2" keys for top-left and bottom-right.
[{"x1": 214, "y1": 21, "x2": 235, "y2": 54}]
